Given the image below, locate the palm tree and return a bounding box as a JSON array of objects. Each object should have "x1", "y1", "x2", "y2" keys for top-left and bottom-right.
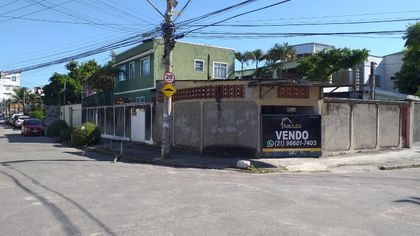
[
  {"x1": 11, "y1": 87, "x2": 33, "y2": 114},
  {"x1": 266, "y1": 43, "x2": 296, "y2": 79},
  {"x1": 235, "y1": 51, "x2": 251, "y2": 79},
  {"x1": 246, "y1": 49, "x2": 265, "y2": 79},
  {"x1": 5, "y1": 98, "x2": 11, "y2": 116}
]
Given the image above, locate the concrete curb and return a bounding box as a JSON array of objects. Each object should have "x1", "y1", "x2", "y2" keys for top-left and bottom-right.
[{"x1": 87, "y1": 146, "x2": 420, "y2": 173}]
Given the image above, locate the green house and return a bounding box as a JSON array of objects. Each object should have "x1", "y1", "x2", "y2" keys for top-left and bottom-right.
[{"x1": 113, "y1": 38, "x2": 235, "y2": 104}]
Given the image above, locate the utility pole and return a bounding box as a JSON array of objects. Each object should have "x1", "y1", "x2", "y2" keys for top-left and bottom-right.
[
  {"x1": 63, "y1": 79, "x2": 67, "y2": 105},
  {"x1": 161, "y1": 0, "x2": 176, "y2": 159},
  {"x1": 369, "y1": 61, "x2": 376, "y2": 100}
]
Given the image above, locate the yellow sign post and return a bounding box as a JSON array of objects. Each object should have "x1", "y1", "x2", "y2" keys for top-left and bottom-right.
[{"x1": 162, "y1": 83, "x2": 176, "y2": 98}]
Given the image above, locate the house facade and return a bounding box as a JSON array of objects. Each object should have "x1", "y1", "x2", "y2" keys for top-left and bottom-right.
[
  {"x1": 0, "y1": 72, "x2": 20, "y2": 101},
  {"x1": 234, "y1": 42, "x2": 409, "y2": 100},
  {"x1": 112, "y1": 39, "x2": 235, "y2": 104}
]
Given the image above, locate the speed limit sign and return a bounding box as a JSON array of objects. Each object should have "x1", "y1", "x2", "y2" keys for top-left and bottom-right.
[{"x1": 163, "y1": 72, "x2": 176, "y2": 84}]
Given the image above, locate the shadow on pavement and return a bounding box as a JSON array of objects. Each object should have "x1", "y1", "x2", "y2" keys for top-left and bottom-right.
[
  {"x1": 0, "y1": 169, "x2": 83, "y2": 235},
  {"x1": 4, "y1": 133, "x2": 55, "y2": 144},
  {"x1": 395, "y1": 197, "x2": 420, "y2": 206},
  {"x1": 94, "y1": 141, "x2": 277, "y2": 170},
  {"x1": 63, "y1": 151, "x2": 115, "y2": 162},
  {"x1": 0, "y1": 159, "x2": 93, "y2": 165},
  {"x1": 0, "y1": 163, "x2": 117, "y2": 236}
]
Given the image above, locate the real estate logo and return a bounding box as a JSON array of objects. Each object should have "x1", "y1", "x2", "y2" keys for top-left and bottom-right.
[{"x1": 280, "y1": 117, "x2": 302, "y2": 129}]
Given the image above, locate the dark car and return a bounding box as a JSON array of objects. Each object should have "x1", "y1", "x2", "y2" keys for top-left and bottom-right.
[{"x1": 21, "y1": 118, "x2": 44, "y2": 136}]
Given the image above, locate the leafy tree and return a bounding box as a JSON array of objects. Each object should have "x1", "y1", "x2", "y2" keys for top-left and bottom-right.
[
  {"x1": 395, "y1": 23, "x2": 420, "y2": 95},
  {"x1": 249, "y1": 49, "x2": 265, "y2": 70},
  {"x1": 2, "y1": 98, "x2": 12, "y2": 115},
  {"x1": 235, "y1": 51, "x2": 251, "y2": 79},
  {"x1": 297, "y1": 48, "x2": 369, "y2": 82},
  {"x1": 66, "y1": 60, "x2": 100, "y2": 82},
  {"x1": 11, "y1": 87, "x2": 33, "y2": 114},
  {"x1": 86, "y1": 63, "x2": 119, "y2": 91},
  {"x1": 265, "y1": 43, "x2": 296, "y2": 79},
  {"x1": 42, "y1": 73, "x2": 82, "y2": 105},
  {"x1": 42, "y1": 60, "x2": 100, "y2": 105},
  {"x1": 30, "y1": 109, "x2": 45, "y2": 120},
  {"x1": 246, "y1": 49, "x2": 265, "y2": 79}
]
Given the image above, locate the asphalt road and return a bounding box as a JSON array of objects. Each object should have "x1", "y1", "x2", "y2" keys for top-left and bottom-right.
[{"x1": 0, "y1": 125, "x2": 419, "y2": 236}]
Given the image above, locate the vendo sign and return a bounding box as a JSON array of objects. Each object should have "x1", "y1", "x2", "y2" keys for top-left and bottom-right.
[{"x1": 261, "y1": 115, "x2": 321, "y2": 157}]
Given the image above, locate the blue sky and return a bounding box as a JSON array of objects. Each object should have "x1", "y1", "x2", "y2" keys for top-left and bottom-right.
[{"x1": 0, "y1": 0, "x2": 419, "y2": 88}]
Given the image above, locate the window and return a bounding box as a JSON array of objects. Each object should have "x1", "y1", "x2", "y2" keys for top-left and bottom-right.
[
  {"x1": 11, "y1": 76, "x2": 16, "y2": 81},
  {"x1": 390, "y1": 76, "x2": 396, "y2": 80},
  {"x1": 129, "y1": 62, "x2": 135, "y2": 79},
  {"x1": 213, "y1": 62, "x2": 228, "y2": 79},
  {"x1": 194, "y1": 59, "x2": 204, "y2": 71},
  {"x1": 119, "y1": 65, "x2": 126, "y2": 81},
  {"x1": 141, "y1": 57, "x2": 150, "y2": 77},
  {"x1": 136, "y1": 96, "x2": 146, "y2": 103},
  {"x1": 375, "y1": 75, "x2": 381, "y2": 88}
]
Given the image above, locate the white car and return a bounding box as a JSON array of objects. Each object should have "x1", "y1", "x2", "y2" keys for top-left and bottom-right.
[{"x1": 15, "y1": 116, "x2": 30, "y2": 128}]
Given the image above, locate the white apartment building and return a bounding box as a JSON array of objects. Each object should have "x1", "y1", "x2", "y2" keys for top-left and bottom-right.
[{"x1": 0, "y1": 72, "x2": 21, "y2": 101}]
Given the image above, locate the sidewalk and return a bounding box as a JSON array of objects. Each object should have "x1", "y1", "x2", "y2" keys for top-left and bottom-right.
[{"x1": 92, "y1": 140, "x2": 420, "y2": 173}]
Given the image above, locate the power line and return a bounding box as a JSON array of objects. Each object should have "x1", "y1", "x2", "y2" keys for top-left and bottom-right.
[
  {"x1": 0, "y1": 0, "x2": 47, "y2": 17},
  {"x1": 180, "y1": 0, "x2": 292, "y2": 36},
  {"x1": 188, "y1": 17, "x2": 419, "y2": 27},
  {"x1": 177, "y1": 0, "x2": 260, "y2": 26},
  {"x1": 174, "y1": 0, "x2": 193, "y2": 22},
  {"x1": 2, "y1": 27, "x2": 162, "y2": 74},
  {"x1": 0, "y1": 14, "x2": 144, "y2": 27},
  {"x1": 0, "y1": 0, "x2": 20, "y2": 9},
  {"x1": 146, "y1": 0, "x2": 165, "y2": 18},
  {"x1": 81, "y1": 0, "x2": 156, "y2": 26},
  {"x1": 188, "y1": 30, "x2": 405, "y2": 39},
  {"x1": 227, "y1": 9, "x2": 420, "y2": 23},
  {"x1": 21, "y1": 0, "x2": 133, "y2": 32}
]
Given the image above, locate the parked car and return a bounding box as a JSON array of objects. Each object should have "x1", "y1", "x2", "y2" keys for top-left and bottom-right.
[
  {"x1": 21, "y1": 118, "x2": 44, "y2": 136},
  {"x1": 15, "y1": 115, "x2": 30, "y2": 128},
  {"x1": 0, "y1": 115, "x2": 5, "y2": 124},
  {"x1": 8, "y1": 113, "x2": 23, "y2": 126}
]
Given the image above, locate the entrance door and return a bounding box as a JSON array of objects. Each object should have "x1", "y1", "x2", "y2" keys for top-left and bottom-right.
[{"x1": 131, "y1": 108, "x2": 146, "y2": 142}]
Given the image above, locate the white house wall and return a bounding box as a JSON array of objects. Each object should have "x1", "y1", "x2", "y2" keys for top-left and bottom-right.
[{"x1": 382, "y1": 52, "x2": 403, "y2": 92}]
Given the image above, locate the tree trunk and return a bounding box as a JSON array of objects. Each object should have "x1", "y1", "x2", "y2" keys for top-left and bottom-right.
[
  {"x1": 241, "y1": 63, "x2": 244, "y2": 79},
  {"x1": 279, "y1": 65, "x2": 284, "y2": 80}
]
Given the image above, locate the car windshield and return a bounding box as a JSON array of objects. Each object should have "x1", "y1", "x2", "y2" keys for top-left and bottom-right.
[{"x1": 26, "y1": 119, "x2": 41, "y2": 125}]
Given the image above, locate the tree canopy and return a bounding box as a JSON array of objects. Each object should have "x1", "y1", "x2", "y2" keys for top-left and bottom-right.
[
  {"x1": 265, "y1": 43, "x2": 296, "y2": 79},
  {"x1": 395, "y1": 23, "x2": 420, "y2": 95},
  {"x1": 42, "y1": 60, "x2": 101, "y2": 105},
  {"x1": 42, "y1": 73, "x2": 82, "y2": 105},
  {"x1": 66, "y1": 60, "x2": 100, "y2": 82},
  {"x1": 296, "y1": 48, "x2": 369, "y2": 82},
  {"x1": 11, "y1": 87, "x2": 33, "y2": 113},
  {"x1": 85, "y1": 63, "x2": 119, "y2": 92}
]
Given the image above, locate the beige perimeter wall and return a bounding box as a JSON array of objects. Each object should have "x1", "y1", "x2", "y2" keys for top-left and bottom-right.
[{"x1": 322, "y1": 99, "x2": 406, "y2": 155}]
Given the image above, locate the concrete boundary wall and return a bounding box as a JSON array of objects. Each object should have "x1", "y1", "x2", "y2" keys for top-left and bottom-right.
[
  {"x1": 413, "y1": 102, "x2": 420, "y2": 144},
  {"x1": 322, "y1": 99, "x2": 408, "y2": 156},
  {"x1": 154, "y1": 100, "x2": 259, "y2": 154},
  {"x1": 61, "y1": 104, "x2": 82, "y2": 128}
]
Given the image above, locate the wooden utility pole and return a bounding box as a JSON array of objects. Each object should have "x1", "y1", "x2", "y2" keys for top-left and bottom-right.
[
  {"x1": 369, "y1": 61, "x2": 376, "y2": 100},
  {"x1": 161, "y1": 0, "x2": 176, "y2": 159}
]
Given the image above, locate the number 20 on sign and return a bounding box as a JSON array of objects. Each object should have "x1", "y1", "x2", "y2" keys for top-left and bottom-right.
[{"x1": 163, "y1": 72, "x2": 176, "y2": 84}]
